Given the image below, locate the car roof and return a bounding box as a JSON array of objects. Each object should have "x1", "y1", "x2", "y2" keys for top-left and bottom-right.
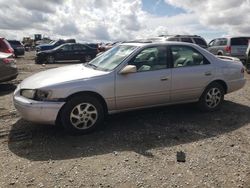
[{"x1": 121, "y1": 41, "x2": 200, "y2": 48}]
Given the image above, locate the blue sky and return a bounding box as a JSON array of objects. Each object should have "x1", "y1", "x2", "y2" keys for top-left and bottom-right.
[{"x1": 142, "y1": 0, "x2": 185, "y2": 17}]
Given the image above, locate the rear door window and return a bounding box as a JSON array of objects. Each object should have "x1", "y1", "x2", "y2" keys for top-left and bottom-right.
[
  {"x1": 231, "y1": 37, "x2": 250, "y2": 46},
  {"x1": 180, "y1": 38, "x2": 193, "y2": 43},
  {"x1": 170, "y1": 45, "x2": 210, "y2": 68},
  {"x1": 167, "y1": 37, "x2": 179, "y2": 41}
]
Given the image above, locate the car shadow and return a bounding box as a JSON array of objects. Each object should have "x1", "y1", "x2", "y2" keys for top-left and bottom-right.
[
  {"x1": 0, "y1": 83, "x2": 16, "y2": 96},
  {"x1": 8, "y1": 101, "x2": 250, "y2": 161}
]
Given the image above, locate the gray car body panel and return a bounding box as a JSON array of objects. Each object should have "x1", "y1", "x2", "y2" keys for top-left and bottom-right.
[{"x1": 208, "y1": 37, "x2": 250, "y2": 61}]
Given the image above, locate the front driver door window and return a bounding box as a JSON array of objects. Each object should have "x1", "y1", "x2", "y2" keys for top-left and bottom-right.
[
  {"x1": 115, "y1": 46, "x2": 171, "y2": 110},
  {"x1": 129, "y1": 46, "x2": 168, "y2": 72}
]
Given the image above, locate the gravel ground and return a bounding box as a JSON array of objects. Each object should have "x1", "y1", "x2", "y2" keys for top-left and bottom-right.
[{"x1": 0, "y1": 51, "x2": 250, "y2": 188}]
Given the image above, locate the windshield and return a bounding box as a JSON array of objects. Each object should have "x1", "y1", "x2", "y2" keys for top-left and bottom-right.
[
  {"x1": 85, "y1": 45, "x2": 137, "y2": 71},
  {"x1": 53, "y1": 44, "x2": 66, "y2": 50}
]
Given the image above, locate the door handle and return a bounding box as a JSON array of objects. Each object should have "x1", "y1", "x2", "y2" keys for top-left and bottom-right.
[
  {"x1": 204, "y1": 71, "x2": 212, "y2": 76},
  {"x1": 161, "y1": 76, "x2": 169, "y2": 81}
]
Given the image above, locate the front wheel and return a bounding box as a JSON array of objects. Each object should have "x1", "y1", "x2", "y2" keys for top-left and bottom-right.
[
  {"x1": 47, "y1": 55, "x2": 55, "y2": 64},
  {"x1": 60, "y1": 95, "x2": 104, "y2": 134},
  {"x1": 198, "y1": 83, "x2": 225, "y2": 111}
]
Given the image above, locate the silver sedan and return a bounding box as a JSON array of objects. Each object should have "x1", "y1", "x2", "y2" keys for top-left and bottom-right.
[{"x1": 14, "y1": 42, "x2": 246, "y2": 134}]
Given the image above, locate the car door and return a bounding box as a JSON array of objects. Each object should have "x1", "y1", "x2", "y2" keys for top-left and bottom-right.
[
  {"x1": 71, "y1": 44, "x2": 84, "y2": 61},
  {"x1": 55, "y1": 44, "x2": 73, "y2": 61},
  {"x1": 115, "y1": 46, "x2": 172, "y2": 110},
  {"x1": 170, "y1": 45, "x2": 214, "y2": 102}
]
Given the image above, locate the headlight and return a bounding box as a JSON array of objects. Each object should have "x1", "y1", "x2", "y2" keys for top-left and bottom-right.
[
  {"x1": 20, "y1": 89, "x2": 36, "y2": 99},
  {"x1": 20, "y1": 89, "x2": 51, "y2": 101},
  {"x1": 35, "y1": 90, "x2": 51, "y2": 100}
]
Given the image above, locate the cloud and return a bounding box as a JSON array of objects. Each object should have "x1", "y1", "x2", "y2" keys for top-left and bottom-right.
[
  {"x1": 0, "y1": 0, "x2": 248, "y2": 42},
  {"x1": 165, "y1": 0, "x2": 250, "y2": 35}
]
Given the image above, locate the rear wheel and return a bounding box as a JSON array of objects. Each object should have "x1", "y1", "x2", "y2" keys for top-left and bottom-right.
[
  {"x1": 198, "y1": 82, "x2": 225, "y2": 111},
  {"x1": 60, "y1": 95, "x2": 104, "y2": 134}
]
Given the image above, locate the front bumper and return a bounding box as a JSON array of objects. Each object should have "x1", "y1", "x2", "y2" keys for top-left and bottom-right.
[{"x1": 13, "y1": 90, "x2": 65, "y2": 125}]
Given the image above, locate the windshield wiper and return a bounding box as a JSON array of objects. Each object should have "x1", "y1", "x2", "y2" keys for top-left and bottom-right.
[{"x1": 85, "y1": 63, "x2": 98, "y2": 69}]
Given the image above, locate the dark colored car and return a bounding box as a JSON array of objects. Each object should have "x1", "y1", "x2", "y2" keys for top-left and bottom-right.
[
  {"x1": 0, "y1": 38, "x2": 14, "y2": 55},
  {"x1": 36, "y1": 39, "x2": 76, "y2": 52},
  {"x1": 8, "y1": 40, "x2": 25, "y2": 57},
  {"x1": 148, "y1": 35, "x2": 208, "y2": 48},
  {"x1": 35, "y1": 43, "x2": 98, "y2": 64},
  {"x1": 246, "y1": 42, "x2": 250, "y2": 73},
  {"x1": 0, "y1": 52, "x2": 18, "y2": 83}
]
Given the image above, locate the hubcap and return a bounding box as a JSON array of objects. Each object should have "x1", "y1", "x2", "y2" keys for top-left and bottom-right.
[
  {"x1": 205, "y1": 88, "x2": 221, "y2": 108},
  {"x1": 70, "y1": 103, "x2": 98, "y2": 130}
]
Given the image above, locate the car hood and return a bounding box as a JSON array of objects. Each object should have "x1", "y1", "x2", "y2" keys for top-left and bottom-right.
[{"x1": 20, "y1": 64, "x2": 109, "y2": 89}]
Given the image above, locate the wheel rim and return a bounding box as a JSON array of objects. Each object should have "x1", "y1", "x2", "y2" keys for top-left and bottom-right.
[
  {"x1": 70, "y1": 103, "x2": 98, "y2": 130},
  {"x1": 205, "y1": 88, "x2": 222, "y2": 108},
  {"x1": 47, "y1": 56, "x2": 54, "y2": 63}
]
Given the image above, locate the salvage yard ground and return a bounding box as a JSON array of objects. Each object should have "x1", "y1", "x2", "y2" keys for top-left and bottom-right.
[{"x1": 0, "y1": 52, "x2": 250, "y2": 187}]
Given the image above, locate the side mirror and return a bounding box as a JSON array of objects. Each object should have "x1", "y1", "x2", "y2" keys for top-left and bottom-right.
[{"x1": 119, "y1": 65, "x2": 137, "y2": 74}]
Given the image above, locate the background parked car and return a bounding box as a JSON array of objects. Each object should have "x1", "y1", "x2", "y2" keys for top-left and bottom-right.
[
  {"x1": 246, "y1": 41, "x2": 250, "y2": 73},
  {"x1": 7, "y1": 40, "x2": 25, "y2": 57},
  {"x1": 0, "y1": 37, "x2": 14, "y2": 55},
  {"x1": 207, "y1": 36, "x2": 250, "y2": 64},
  {"x1": 35, "y1": 43, "x2": 98, "y2": 64},
  {"x1": 0, "y1": 52, "x2": 18, "y2": 83},
  {"x1": 36, "y1": 39, "x2": 76, "y2": 52},
  {"x1": 147, "y1": 35, "x2": 208, "y2": 48}
]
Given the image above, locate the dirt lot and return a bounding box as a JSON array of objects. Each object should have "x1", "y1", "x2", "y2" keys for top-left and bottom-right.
[{"x1": 0, "y1": 51, "x2": 250, "y2": 188}]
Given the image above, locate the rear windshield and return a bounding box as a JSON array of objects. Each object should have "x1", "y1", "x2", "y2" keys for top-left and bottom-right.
[
  {"x1": 193, "y1": 38, "x2": 207, "y2": 46},
  {"x1": 8, "y1": 40, "x2": 21, "y2": 45},
  {"x1": 231, "y1": 37, "x2": 250, "y2": 46}
]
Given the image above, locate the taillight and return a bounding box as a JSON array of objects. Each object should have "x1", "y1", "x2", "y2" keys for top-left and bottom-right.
[
  {"x1": 225, "y1": 46, "x2": 231, "y2": 53},
  {"x1": 241, "y1": 68, "x2": 245, "y2": 74},
  {"x1": 4, "y1": 48, "x2": 14, "y2": 54}
]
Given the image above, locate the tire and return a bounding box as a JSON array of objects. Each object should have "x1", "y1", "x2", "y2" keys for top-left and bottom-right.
[
  {"x1": 60, "y1": 95, "x2": 104, "y2": 134},
  {"x1": 47, "y1": 55, "x2": 55, "y2": 64},
  {"x1": 198, "y1": 82, "x2": 225, "y2": 112}
]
